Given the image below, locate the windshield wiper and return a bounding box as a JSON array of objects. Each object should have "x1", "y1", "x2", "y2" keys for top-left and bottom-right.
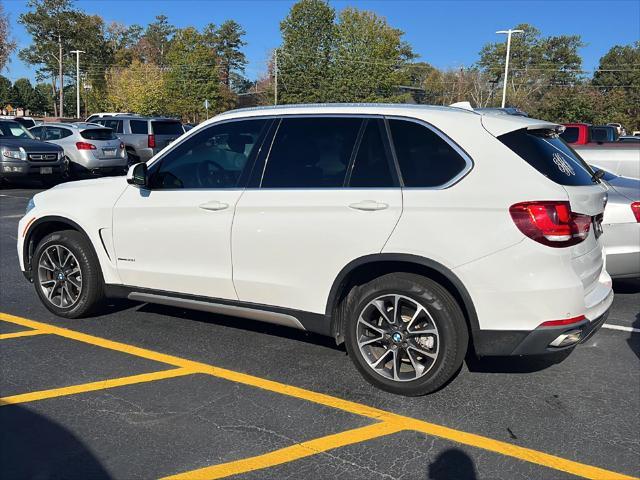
[{"x1": 591, "y1": 169, "x2": 605, "y2": 183}]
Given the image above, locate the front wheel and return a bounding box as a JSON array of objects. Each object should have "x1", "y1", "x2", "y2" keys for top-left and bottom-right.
[
  {"x1": 32, "y1": 230, "x2": 105, "y2": 318},
  {"x1": 344, "y1": 273, "x2": 468, "y2": 396}
]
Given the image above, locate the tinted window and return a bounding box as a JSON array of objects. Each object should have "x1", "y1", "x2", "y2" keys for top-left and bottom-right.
[
  {"x1": 30, "y1": 126, "x2": 44, "y2": 139},
  {"x1": 149, "y1": 119, "x2": 267, "y2": 189},
  {"x1": 130, "y1": 120, "x2": 148, "y2": 134},
  {"x1": 389, "y1": 119, "x2": 468, "y2": 187},
  {"x1": 46, "y1": 127, "x2": 73, "y2": 140},
  {"x1": 13, "y1": 118, "x2": 36, "y2": 128},
  {"x1": 560, "y1": 127, "x2": 579, "y2": 144},
  {"x1": 349, "y1": 119, "x2": 395, "y2": 187},
  {"x1": 152, "y1": 121, "x2": 183, "y2": 135},
  {"x1": 0, "y1": 121, "x2": 34, "y2": 139},
  {"x1": 81, "y1": 129, "x2": 117, "y2": 141},
  {"x1": 261, "y1": 117, "x2": 361, "y2": 188},
  {"x1": 498, "y1": 128, "x2": 596, "y2": 186},
  {"x1": 101, "y1": 119, "x2": 123, "y2": 133}
]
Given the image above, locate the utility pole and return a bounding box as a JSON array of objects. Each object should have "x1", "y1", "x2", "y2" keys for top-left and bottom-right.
[
  {"x1": 496, "y1": 29, "x2": 523, "y2": 108},
  {"x1": 58, "y1": 34, "x2": 64, "y2": 117},
  {"x1": 274, "y1": 48, "x2": 278, "y2": 106},
  {"x1": 70, "y1": 50, "x2": 85, "y2": 119}
]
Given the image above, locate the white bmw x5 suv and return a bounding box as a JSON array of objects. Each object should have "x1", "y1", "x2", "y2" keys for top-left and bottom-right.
[{"x1": 17, "y1": 104, "x2": 613, "y2": 396}]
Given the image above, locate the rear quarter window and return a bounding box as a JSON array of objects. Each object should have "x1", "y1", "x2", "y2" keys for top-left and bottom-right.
[
  {"x1": 130, "y1": 120, "x2": 148, "y2": 134},
  {"x1": 152, "y1": 121, "x2": 183, "y2": 135},
  {"x1": 498, "y1": 128, "x2": 596, "y2": 186},
  {"x1": 560, "y1": 127, "x2": 579, "y2": 144}
]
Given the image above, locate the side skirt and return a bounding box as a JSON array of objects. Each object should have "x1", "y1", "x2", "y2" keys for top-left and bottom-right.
[{"x1": 104, "y1": 285, "x2": 330, "y2": 336}]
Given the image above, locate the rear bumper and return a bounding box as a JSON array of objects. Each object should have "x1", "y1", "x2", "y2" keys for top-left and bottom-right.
[{"x1": 474, "y1": 305, "x2": 611, "y2": 356}]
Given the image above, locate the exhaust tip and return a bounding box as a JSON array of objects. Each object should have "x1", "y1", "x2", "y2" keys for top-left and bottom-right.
[{"x1": 549, "y1": 329, "x2": 582, "y2": 348}]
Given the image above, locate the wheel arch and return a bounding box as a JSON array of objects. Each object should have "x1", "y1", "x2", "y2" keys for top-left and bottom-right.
[
  {"x1": 326, "y1": 254, "x2": 480, "y2": 350},
  {"x1": 23, "y1": 216, "x2": 94, "y2": 279}
]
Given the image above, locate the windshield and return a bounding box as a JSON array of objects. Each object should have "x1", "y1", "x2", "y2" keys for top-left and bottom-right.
[{"x1": 0, "y1": 121, "x2": 35, "y2": 139}]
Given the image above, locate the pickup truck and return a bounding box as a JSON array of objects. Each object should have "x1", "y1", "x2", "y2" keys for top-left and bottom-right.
[
  {"x1": 0, "y1": 119, "x2": 66, "y2": 185},
  {"x1": 561, "y1": 123, "x2": 619, "y2": 145}
]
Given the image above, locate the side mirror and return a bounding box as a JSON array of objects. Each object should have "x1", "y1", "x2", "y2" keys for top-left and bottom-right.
[{"x1": 126, "y1": 162, "x2": 148, "y2": 187}]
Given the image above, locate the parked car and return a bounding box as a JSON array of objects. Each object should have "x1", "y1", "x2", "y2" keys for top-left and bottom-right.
[
  {"x1": 598, "y1": 170, "x2": 640, "y2": 279},
  {"x1": 561, "y1": 123, "x2": 619, "y2": 145},
  {"x1": 92, "y1": 116, "x2": 184, "y2": 162},
  {"x1": 618, "y1": 136, "x2": 640, "y2": 143},
  {"x1": 18, "y1": 104, "x2": 613, "y2": 396},
  {"x1": 574, "y1": 143, "x2": 640, "y2": 179},
  {"x1": 0, "y1": 119, "x2": 65, "y2": 185},
  {"x1": 606, "y1": 122, "x2": 626, "y2": 136},
  {"x1": 12, "y1": 117, "x2": 37, "y2": 129},
  {"x1": 85, "y1": 112, "x2": 134, "y2": 123},
  {"x1": 30, "y1": 122, "x2": 128, "y2": 178}
]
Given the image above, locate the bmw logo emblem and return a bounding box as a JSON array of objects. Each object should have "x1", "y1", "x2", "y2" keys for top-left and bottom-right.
[{"x1": 392, "y1": 332, "x2": 403, "y2": 343}]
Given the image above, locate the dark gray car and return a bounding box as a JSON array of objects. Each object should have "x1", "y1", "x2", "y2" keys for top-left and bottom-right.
[
  {"x1": 93, "y1": 116, "x2": 184, "y2": 163},
  {"x1": 0, "y1": 120, "x2": 65, "y2": 185}
]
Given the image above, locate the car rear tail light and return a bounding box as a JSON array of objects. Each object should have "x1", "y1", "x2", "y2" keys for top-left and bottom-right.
[
  {"x1": 509, "y1": 201, "x2": 591, "y2": 247},
  {"x1": 148, "y1": 134, "x2": 155, "y2": 148},
  {"x1": 76, "y1": 142, "x2": 96, "y2": 150},
  {"x1": 631, "y1": 202, "x2": 640, "y2": 222},
  {"x1": 539, "y1": 315, "x2": 585, "y2": 327}
]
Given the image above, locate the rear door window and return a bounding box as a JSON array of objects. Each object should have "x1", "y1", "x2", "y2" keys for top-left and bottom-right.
[
  {"x1": 152, "y1": 121, "x2": 183, "y2": 136},
  {"x1": 261, "y1": 117, "x2": 362, "y2": 188},
  {"x1": 130, "y1": 120, "x2": 148, "y2": 134},
  {"x1": 348, "y1": 119, "x2": 396, "y2": 187},
  {"x1": 498, "y1": 128, "x2": 596, "y2": 186},
  {"x1": 388, "y1": 119, "x2": 469, "y2": 187},
  {"x1": 46, "y1": 127, "x2": 73, "y2": 140},
  {"x1": 81, "y1": 129, "x2": 118, "y2": 141}
]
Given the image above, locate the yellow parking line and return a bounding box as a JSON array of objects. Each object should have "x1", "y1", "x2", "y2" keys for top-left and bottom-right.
[
  {"x1": 0, "y1": 329, "x2": 48, "y2": 340},
  {"x1": 161, "y1": 422, "x2": 402, "y2": 480},
  {"x1": 0, "y1": 368, "x2": 194, "y2": 406},
  {"x1": 1, "y1": 312, "x2": 637, "y2": 480}
]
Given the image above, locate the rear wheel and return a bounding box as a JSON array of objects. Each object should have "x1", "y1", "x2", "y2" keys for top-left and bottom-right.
[
  {"x1": 32, "y1": 230, "x2": 105, "y2": 318},
  {"x1": 344, "y1": 273, "x2": 468, "y2": 396}
]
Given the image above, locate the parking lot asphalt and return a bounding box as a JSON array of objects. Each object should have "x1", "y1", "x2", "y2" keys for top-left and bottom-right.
[{"x1": 1, "y1": 184, "x2": 639, "y2": 480}]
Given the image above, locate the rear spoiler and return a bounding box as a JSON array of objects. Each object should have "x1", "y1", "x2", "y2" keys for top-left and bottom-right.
[{"x1": 480, "y1": 114, "x2": 565, "y2": 137}]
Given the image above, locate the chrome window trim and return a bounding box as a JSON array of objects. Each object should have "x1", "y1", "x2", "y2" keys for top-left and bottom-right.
[{"x1": 384, "y1": 115, "x2": 474, "y2": 189}]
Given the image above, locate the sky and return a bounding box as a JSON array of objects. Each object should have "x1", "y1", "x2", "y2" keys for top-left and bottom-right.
[{"x1": 2, "y1": 0, "x2": 639, "y2": 83}]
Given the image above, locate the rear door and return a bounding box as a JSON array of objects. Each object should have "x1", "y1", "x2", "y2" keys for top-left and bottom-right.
[{"x1": 231, "y1": 116, "x2": 403, "y2": 315}]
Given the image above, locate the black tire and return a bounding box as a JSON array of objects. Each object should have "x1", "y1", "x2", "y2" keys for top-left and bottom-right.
[
  {"x1": 32, "y1": 230, "x2": 105, "y2": 318},
  {"x1": 344, "y1": 273, "x2": 468, "y2": 396}
]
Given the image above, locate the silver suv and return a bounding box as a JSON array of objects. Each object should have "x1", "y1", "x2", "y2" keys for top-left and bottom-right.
[
  {"x1": 93, "y1": 116, "x2": 184, "y2": 163},
  {"x1": 30, "y1": 123, "x2": 127, "y2": 177}
]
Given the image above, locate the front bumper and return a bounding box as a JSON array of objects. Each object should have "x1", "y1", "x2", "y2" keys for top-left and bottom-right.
[
  {"x1": 1, "y1": 161, "x2": 65, "y2": 178},
  {"x1": 474, "y1": 305, "x2": 611, "y2": 356}
]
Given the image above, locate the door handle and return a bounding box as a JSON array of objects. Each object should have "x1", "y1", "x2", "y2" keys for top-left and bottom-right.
[
  {"x1": 348, "y1": 200, "x2": 389, "y2": 211},
  {"x1": 199, "y1": 200, "x2": 229, "y2": 211}
]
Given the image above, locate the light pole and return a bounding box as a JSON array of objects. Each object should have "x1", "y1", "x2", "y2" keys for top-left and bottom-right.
[
  {"x1": 70, "y1": 50, "x2": 85, "y2": 119},
  {"x1": 496, "y1": 29, "x2": 523, "y2": 108}
]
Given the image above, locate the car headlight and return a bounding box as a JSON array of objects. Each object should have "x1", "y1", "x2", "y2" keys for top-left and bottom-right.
[
  {"x1": 2, "y1": 147, "x2": 28, "y2": 161},
  {"x1": 25, "y1": 197, "x2": 36, "y2": 215},
  {"x1": 58, "y1": 150, "x2": 64, "y2": 160}
]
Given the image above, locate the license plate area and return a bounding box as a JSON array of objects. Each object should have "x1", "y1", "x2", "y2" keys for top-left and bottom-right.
[
  {"x1": 102, "y1": 148, "x2": 116, "y2": 157},
  {"x1": 40, "y1": 167, "x2": 52, "y2": 174}
]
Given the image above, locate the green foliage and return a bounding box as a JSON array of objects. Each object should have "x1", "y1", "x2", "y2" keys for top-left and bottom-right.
[
  {"x1": 0, "y1": 75, "x2": 11, "y2": 104},
  {"x1": 105, "y1": 60, "x2": 167, "y2": 115}
]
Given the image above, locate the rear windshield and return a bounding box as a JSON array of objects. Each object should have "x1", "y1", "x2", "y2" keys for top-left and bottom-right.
[
  {"x1": 560, "y1": 127, "x2": 579, "y2": 144},
  {"x1": 498, "y1": 128, "x2": 597, "y2": 186},
  {"x1": 152, "y1": 121, "x2": 183, "y2": 135},
  {"x1": 80, "y1": 129, "x2": 117, "y2": 141}
]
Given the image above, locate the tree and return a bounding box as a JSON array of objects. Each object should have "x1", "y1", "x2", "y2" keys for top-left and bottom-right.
[
  {"x1": 165, "y1": 27, "x2": 220, "y2": 120},
  {"x1": 477, "y1": 24, "x2": 584, "y2": 111},
  {"x1": 19, "y1": 0, "x2": 109, "y2": 117},
  {"x1": 9, "y1": 78, "x2": 36, "y2": 110},
  {"x1": 278, "y1": 0, "x2": 335, "y2": 103},
  {"x1": 210, "y1": 20, "x2": 247, "y2": 89},
  {"x1": 0, "y1": 2, "x2": 17, "y2": 71},
  {"x1": 0, "y1": 75, "x2": 11, "y2": 105},
  {"x1": 32, "y1": 82, "x2": 53, "y2": 114},
  {"x1": 592, "y1": 42, "x2": 640, "y2": 130},
  {"x1": 105, "y1": 60, "x2": 167, "y2": 115},
  {"x1": 328, "y1": 7, "x2": 415, "y2": 102},
  {"x1": 137, "y1": 14, "x2": 175, "y2": 66}
]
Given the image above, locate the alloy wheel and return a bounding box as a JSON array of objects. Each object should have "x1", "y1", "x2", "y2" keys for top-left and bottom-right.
[{"x1": 37, "y1": 244, "x2": 82, "y2": 308}]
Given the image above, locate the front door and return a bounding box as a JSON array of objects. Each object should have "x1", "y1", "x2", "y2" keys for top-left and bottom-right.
[{"x1": 112, "y1": 118, "x2": 270, "y2": 299}]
